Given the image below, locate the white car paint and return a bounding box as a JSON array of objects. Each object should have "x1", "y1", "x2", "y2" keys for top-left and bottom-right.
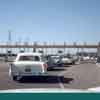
[
  {"x1": 82, "y1": 56, "x2": 90, "y2": 61},
  {"x1": 9, "y1": 53, "x2": 48, "y2": 81},
  {"x1": 61, "y1": 57, "x2": 73, "y2": 64}
]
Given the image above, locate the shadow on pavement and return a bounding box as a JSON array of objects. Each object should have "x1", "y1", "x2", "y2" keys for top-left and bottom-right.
[
  {"x1": 47, "y1": 68, "x2": 66, "y2": 71},
  {"x1": 19, "y1": 76, "x2": 74, "y2": 84},
  {"x1": 63, "y1": 65, "x2": 72, "y2": 67}
]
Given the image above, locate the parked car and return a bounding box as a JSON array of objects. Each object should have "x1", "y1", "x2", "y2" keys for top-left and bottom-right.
[
  {"x1": 45, "y1": 55, "x2": 63, "y2": 70},
  {"x1": 62, "y1": 55, "x2": 79, "y2": 65},
  {"x1": 82, "y1": 56, "x2": 90, "y2": 61},
  {"x1": 61, "y1": 55, "x2": 75, "y2": 65},
  {"x1": 72, "y1": 55, "x2": 80, "y2": 64},
  {"x1": 9, "y1": 53, "x2": 48, "y2": 81}
]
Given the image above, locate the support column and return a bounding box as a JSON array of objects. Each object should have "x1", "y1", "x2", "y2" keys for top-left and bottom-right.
[
  {"x1": 64, "y1": 42, "x2": 66, "y2": 55},
  {"x1": 81, "y1": 48, "x2": 84, "y2": 60},
  {"x1": 97, "y1": 42, "x2": 100, "y2": 57},
  {"x1": 44, "y1": 42, "x2": 47, "y2": 55},
  {"x1": 33, "y1": 42, "x2": 37, "y2": 52},
  {"x1": 77, "y1": 48, "x2": 79, "y2": 56},
  {"x1": 73, "y1": 42, "x2": 77, "y2": 55}
]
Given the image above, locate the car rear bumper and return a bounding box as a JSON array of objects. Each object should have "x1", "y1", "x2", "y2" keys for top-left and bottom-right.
[
  {"x1": 63, "y1": 62, "x2": 72, "y2": 64},
  {"x1": 11, "y1": 71, "x2": 48, "y2": 77},
  {"x1": 48, "y1": 63, "x2": 64, "y2": 67}
]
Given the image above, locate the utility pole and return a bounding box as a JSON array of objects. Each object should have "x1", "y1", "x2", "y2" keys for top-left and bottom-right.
[
  {"x1": 18, "y1": 37, "x2": 22, "y2": 53},
  {"x1": 33, "y1": 41, "x2": 37, "y2": 52},
  {"x1": 64, "y1": 42, "x2": 66, "y2": 54},
  {"x1": 25, "y1": 37, "x2": 30, "y2": 52},
  {"x1": 5, "y1": 30, "x2": 12, "y2": 62},
  {"x1": 8, "y1": 30, "x2": 12, "y2": 45}
]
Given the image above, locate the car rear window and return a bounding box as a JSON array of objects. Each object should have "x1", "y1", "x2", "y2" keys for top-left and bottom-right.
[{"x1": 18, "y1": 55, "x2": 40, "y2": 61}]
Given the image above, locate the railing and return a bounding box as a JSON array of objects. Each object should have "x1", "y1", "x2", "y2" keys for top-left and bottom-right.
[{"x1": 0, "y1": 44, "x2": 99, "y2": 48}]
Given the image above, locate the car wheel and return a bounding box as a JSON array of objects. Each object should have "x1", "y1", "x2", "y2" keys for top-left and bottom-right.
[
  {"x1": 12, "y1": 75, "x2": 22, "y2": 81},
  {"x1": 72, "y1": 61, "x2": 75, "y2": 65},
  {"x1": 12, "y1": 76, "x2": 17, "y2": 81},
  {"x1": 47, "y1": 67, "x2": 53, "y2": 71}
]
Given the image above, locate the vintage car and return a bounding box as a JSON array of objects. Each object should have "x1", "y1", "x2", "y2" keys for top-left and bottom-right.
[{"x1": 9, "y1": 53, "x2": 48, "y2": 81}]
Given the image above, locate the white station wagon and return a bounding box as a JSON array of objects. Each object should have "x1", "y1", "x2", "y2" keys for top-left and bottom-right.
[{"x1": 9, "y1": 53, "x2": 48, "y2": 81}]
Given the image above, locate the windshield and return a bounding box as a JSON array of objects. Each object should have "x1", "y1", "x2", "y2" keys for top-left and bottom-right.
[
  {"x1": 18, "y1": 55, "x2": 40, "y2": 61},
  {"x1": 51, "y1": 56, "x2": 60, "y2": 60}
]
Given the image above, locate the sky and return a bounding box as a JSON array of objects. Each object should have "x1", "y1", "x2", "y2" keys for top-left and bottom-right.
[{"x1": 0, "y1": 0, "x2": 100, "y2": 44}]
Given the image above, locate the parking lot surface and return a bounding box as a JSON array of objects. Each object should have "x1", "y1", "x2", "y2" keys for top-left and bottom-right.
[{"x1": 0, "y1": 61, "x2": 100, "y2": 90}]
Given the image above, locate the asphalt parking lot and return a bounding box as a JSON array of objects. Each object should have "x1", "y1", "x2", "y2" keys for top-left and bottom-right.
[{"x1": 0, "y1": 61, "x2": 100, "y2": 90}]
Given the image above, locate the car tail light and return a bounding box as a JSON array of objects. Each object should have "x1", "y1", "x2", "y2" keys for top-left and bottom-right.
[{"x1": 43, "y1": 64, "x2": 48, "y2": 69}]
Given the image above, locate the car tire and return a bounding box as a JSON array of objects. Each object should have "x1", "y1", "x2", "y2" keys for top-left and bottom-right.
[
  {"x1": 12, "y1": 76, "x2": 18, "y2": 81},
  {"x1": 47, "y1": 67, "x2": 53, "y2": 71},
  {"x1": 10, "y1": 69, "x2": 22, "y2": 81},
  {"x1": 72, "y1": 61, "x2": 75, "y2": 65},
  {"x1": 12, "y1": 75, "x2": 22, "y2": 81}
]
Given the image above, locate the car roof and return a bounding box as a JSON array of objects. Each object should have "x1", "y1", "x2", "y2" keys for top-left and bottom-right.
[{"x1": 17, "y1": 52, "x2": 42, "y2": 56}]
